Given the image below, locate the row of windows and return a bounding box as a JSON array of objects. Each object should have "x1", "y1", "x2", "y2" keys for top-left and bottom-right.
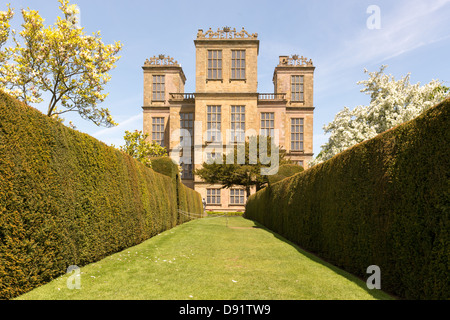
[
  {"x1": 151, "y1": 74, "x2": 305, "y2": 101},
  {"x1": 207, "y1": 188, "x2": 245, "y2": 205},
  {"x1": 207, "y1": 108, "x2": 304, "y2": 151},
  {"x1": 208, "y1": 50, "x2": 246, "y2": 80},
  {"x1": 152, "y1": 111, "x2": 305, "y2": 151}
]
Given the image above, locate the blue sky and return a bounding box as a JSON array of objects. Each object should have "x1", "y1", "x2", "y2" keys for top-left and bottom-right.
[{"x1": 6, "y1": 0, "x2": 450, "y2": 156}]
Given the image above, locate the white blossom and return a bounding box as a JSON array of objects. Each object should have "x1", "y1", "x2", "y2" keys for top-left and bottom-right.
[{"x1": 310, "y1": 65, "x2": 449, "y2": 166}]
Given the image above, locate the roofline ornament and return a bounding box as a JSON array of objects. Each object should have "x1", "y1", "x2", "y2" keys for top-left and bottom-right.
[
  {"x1": 197, "y1": 27, "x2": 258, "y2": 39},
  {"x1": 279, "y1": 55, "x2": 313, "y2": 67},
  {"x1": 144, "y1": 54, "x2": 179, "y2": 66}
]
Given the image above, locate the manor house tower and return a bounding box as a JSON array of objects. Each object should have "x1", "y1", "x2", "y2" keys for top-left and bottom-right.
[{"x1": 142, "y1": 27, "x2": 315, "y2": 212}]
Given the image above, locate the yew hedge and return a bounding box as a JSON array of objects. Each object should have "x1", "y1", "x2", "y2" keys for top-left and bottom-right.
[
  {"x1": 245, "y1": 98, "x2": 449, "y2": 299},
  {"x1": 0, "y1": 91, "x2": 202, "y2": 299}
]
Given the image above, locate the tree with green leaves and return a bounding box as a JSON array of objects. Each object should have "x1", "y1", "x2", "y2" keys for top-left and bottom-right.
[
  {"x1": 120, "y1": 130, "x2": 167, "y2": 168},
  {"x1": 195, "y1": 136, "x2": 294, "y2": 198},
  {"x1": 0, "y1": 5, "x2": 13, "y2": 62},
  {"x1": 0, "y1": 0, "x2": 122, "y2": 127}
]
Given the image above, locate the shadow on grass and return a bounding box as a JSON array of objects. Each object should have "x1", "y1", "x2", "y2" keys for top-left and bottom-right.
[{"x1": 245, "y1": 218, "x2": 395, "y2": 300}]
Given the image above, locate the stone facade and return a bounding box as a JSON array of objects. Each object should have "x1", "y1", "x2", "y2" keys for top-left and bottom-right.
[{"x1": 142, "y1": 28, "x2": 315, "y2": 212}]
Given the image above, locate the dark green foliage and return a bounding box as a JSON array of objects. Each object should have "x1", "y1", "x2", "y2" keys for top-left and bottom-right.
[
  {"x1": 194, "y1": 136, "x2": 292, "y2": 197},
  {"x1": 151, "y1": 157, "x2": 179, "y2": 180},
  {"x1": 245, "y1": 98, "x2": 450, "y2": 300},
  {"x1": 0, "y1": 91, "x2": 202, "y2": 299},
  {"x1": 150, "y1": 157, "x2": 203, "y2": 223},
  {"x1": 268, "y1": 164, "x2": 303, "y2": 185}
]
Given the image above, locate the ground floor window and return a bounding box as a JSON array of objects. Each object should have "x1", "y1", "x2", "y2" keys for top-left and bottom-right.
[
  {"x1": 230, "y1": 189, "x2": 245, "y2": 205},
  {"x1": 207, "y1": 189, "x2": 221, "y2": 204}
]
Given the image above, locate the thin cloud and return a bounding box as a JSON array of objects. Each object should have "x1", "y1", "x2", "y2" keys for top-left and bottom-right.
[
  {"x1": 314, "y1": 0, "x2": 450, "y2": 95},
  {"x1": 93, "y1": 113, "x2": 143, "y2": 138},
  {"x1": 361, "y1": 1, "x2": 446, "y2": 63}
]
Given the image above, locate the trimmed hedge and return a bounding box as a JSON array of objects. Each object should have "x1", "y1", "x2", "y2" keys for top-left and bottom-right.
[
  {"x1": 245, "y1": 98, "x2": 450, "y2": 299},
  {"x1": 268, "y1": 164, "x2": 304, "y2": 185},
  {"x1": 0, "y1": 91, "x2": 202, "y2": 299},
  {"x1": 150, "y1": 157, "x2": 204, "y2": 223},
  {"x1": 151, "y1": 157, "x2": 179, "y2": 180}
]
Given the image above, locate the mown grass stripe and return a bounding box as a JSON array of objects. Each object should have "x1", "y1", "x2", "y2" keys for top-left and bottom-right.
[{"x1": 16, "y1": 217, "x2": 394, "y2": 300}]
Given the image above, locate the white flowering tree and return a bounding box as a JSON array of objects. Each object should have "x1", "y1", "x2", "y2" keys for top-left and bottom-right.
[
  {"x1": 0, "y1": 0, "x2": 122, "y2": 127},
  {"x1": 311, "y1": 66, "x2": 449, "y2": 165}
]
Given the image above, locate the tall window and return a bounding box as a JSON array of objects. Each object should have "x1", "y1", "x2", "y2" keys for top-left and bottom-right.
[
  {"x1": 180, "y1": 112, "x2": 194, "y2": 179},
  {"x1": 230, "y1": 106, "x2": 245, "y2": 142},
  {"x1": 207, "y1": 189, "x2": 221, "y2": 204},
  {"x1": 208, "y1": 50, "x2": 222, "y2": 80},
  {"x1": 230, "y1": 189, "x2": 245, "y2": 205},
  {"x1": 291, "y1": 75, "x2": 304, "y2": 102},
  {"x1": 152, "y1": 75, "x2": 165, "y2": 101},
  {"x1": 260, "y1": 112, "x2": 274, "y2": 137},
  {"x1": 152, "y1": 117, "x2": 165, "y2": 147},
  {"x1": 231, "y1": 50, "x2": 246, "y2": 79},
  {"x1": 181, "y1": 163, "x2": 193, "y2": 179},
  {"x1": 180, "y1": 112, "x2": 194, "y2": 146},
  {"x1": 291, "y1": 118, "x2": 304, "y2": 151},
  {"x1": 207, "y1": 105, "x2": 221, "y2": 142}
]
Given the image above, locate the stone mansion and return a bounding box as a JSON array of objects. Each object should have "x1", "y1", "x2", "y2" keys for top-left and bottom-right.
[{"x1": 142, "y1": 27, "x2": 315, "y2": 212}]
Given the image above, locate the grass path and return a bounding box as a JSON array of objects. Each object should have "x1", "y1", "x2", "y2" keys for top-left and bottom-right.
[{"x1": 16, "y1": 217, "x2": 393, "y2": 300}]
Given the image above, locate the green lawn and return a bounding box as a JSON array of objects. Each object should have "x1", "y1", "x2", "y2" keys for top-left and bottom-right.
[{"x1": 16, "y1": 217, "x2": 393, "y2": 300}]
